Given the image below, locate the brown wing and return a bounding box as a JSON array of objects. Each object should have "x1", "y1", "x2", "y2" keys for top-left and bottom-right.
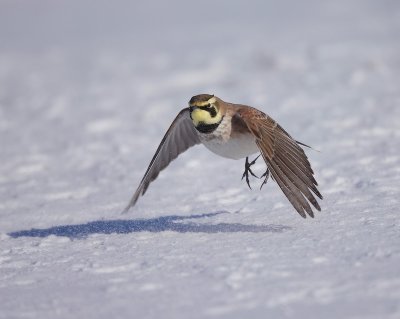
[
  {"x1": 122, "y1": 108, "x2": 200, "y2": 213},
  {"x1": 238, "y1": 107, "x2": 323, "y2": 218}
]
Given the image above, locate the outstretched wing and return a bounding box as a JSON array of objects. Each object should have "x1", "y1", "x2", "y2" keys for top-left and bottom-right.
[
  {"x1": 122, "y1": 108, "x2": 200, "y2": 213},
  {"x1": 238, "y1": 107, "x2": 323, "y2": 218}
]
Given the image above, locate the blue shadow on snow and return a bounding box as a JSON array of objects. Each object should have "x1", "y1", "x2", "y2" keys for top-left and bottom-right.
[{"x1": 8, "y1": 212, "x2": 291, "y2": 239}]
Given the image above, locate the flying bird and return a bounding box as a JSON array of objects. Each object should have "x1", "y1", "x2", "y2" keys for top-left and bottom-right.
[{"x1": 123, "y1": 94, "x2": 322, "y2": 218}]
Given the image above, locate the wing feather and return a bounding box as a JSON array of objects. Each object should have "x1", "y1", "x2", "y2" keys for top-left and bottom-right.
[
  {"x1": 122, "y1": 108, "x2": 200, "y2": 213},
  {"x1": 238, "y1": 107, "x2": 322, "y2": 218}
]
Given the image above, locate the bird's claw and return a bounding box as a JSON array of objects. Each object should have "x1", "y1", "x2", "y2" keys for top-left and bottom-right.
[
  {"x1": 241, "y1": 155, "x2": 260, "y2": 189},
  {"x1": 260, "y1": 168, "x2": 270, "y2": 190}
]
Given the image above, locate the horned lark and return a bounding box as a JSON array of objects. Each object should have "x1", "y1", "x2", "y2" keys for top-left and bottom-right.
[{"x1": 123, "y1": 94, "x2": 322, "y2": 218}]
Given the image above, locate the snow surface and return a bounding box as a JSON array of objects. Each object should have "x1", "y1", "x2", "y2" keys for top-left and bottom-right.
[{"x1": 1, "y1": 0, "x2": 400, "y2": 318}]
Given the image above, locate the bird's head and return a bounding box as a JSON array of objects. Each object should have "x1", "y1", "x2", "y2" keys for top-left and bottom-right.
[{"x1": 188, "y1": 94, "x2": 223, "y2": 131}]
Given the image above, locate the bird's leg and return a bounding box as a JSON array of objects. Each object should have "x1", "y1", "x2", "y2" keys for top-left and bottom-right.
[
  {"x1": 241, "y1": 155, "x2": 260, "y2": 189},
  {"x1": 260, "y1": 168, "x2": 270, "y2": 190}
]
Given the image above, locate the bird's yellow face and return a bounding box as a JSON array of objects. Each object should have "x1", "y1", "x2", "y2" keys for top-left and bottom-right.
[{"x1": 189, "y1": 95, "x2": 222, "y2": 132}]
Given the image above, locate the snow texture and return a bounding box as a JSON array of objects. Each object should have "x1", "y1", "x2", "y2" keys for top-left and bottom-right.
[{"x1": 1, "y1": 0, "x2": 400, "y2": 318}]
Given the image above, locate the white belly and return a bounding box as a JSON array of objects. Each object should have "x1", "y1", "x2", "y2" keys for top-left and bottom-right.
[
  {"x1": 197, "y1": 118, "x2": 259, "y2": 160},
  {"x1": 202, "y1": 134, "x2": 259, "y2": 159}
]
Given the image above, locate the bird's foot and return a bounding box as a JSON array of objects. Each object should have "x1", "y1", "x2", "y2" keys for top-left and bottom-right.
[
  {"x1": 241, "y1": 155, "x2": 260, "y2": 189},
  {"x1": 260, "y1": 168, "x2": 270, "y2": 190}
]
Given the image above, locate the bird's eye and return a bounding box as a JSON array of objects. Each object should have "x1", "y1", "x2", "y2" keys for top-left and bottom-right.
[{"x1": 198, "y1": 103, "x2": 211, "y2": 110}]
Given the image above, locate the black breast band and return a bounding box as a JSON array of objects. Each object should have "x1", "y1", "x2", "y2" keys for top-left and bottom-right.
[{"x1": 195, "y1": 116, "x2": 224, "y2": 134}]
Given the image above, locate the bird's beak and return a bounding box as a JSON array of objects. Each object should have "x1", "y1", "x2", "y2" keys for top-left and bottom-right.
[{"x1": 189, "y1": 105, "x2": 195, "y2": 120}]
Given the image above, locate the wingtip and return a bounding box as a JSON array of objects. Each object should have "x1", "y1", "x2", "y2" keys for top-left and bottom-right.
[
  {"x1": 296, "y1": 140, "x2": 321, "y2": 153},
  {"x1": 120, "y1": 205, "x2": 131, "y2": 215}
]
